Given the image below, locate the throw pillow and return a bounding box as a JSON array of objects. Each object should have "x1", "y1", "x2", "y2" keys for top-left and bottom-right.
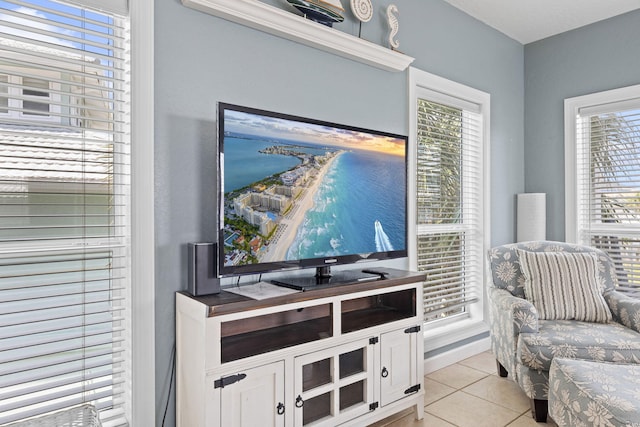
[{"x1": 516, "y1": 250, "x2": 612, "y2": 323}]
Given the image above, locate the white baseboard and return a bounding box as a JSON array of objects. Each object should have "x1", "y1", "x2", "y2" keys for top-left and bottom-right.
[{"x1": 423, "y1": 336, "x2": 491, "y2": 374}]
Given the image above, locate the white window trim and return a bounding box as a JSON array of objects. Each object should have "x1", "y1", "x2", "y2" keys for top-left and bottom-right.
[
  {"x1": 130, "y1": 0, "x2": 156, "y2": 424},
  {"x1": 408, "y1": 67, "x2": 491, "y2": 352},
  {"x1": 564, "y1": 83, "x2": 640, "y2": 243}
]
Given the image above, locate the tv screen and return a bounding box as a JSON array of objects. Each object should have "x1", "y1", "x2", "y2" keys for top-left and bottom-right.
[{"x1": 217, "y1": 103, "x2": 407, "y2": 285}]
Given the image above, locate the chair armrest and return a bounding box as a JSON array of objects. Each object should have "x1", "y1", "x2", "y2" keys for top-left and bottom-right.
[
  {"x1": 489, "y1": 287, "x2": 539, "y2": 335},
  {"x1": 488, "y1": 287, "x2": 539, "y2": 376},
  {"x1": 605, "y1": 290, "x2": 640, "y2": 333}
]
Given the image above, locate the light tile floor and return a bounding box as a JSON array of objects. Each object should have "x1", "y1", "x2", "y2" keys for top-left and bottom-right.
[{"x1": 371, "y1": 351, "x2": 558, "y2": 427}]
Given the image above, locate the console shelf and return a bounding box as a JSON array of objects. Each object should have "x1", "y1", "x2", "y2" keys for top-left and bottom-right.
[
  {"x1": 221, "y1": 316, "x2": 333, "y2": 362},
  {"x1": 341, "y1": 307, "x2": 407, "y2": 334},
  {"x1": 342, "y1": 288, "x2": 416, "y2": 333},
  {"x1": 181, "y1": 0, "x2": 415, "y2": 72}
]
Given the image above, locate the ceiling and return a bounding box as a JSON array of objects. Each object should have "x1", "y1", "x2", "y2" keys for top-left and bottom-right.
[{"x1": 442, "y1": 0, "x2": 640, "y2": 44}]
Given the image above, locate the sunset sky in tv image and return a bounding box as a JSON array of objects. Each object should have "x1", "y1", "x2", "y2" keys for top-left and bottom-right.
[{"x1": 224, "y1": 109, "x2": 406, "y2": 156}]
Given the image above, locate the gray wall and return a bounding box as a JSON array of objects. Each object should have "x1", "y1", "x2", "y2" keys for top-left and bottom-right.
[
  {"x1": 154, "y1": 0, "x2": 524, "y2": 424},
  {"x1": 524, "y1": 10, "x2": 640, "y2": 241}
]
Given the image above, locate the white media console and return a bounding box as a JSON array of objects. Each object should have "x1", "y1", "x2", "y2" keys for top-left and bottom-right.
[{"x1": 176, "y1": 269, "x2": 426, "y2": 426}]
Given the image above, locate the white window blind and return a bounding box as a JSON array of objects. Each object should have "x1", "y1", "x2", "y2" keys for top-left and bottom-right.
[
  {"x1": 415, "y1": 95, "x2": 484, "y2": 322},
  {"x1": 0, "y1": 0, "x2": 130, "y2": 425},
  {"x1": 573, "y1": 96, "x2": 640, "y2": 297}
]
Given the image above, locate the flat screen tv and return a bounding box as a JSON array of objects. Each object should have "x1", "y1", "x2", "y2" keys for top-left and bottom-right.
[{"x1": 217, "y1": 102, "x2": 407, "y2": 289}]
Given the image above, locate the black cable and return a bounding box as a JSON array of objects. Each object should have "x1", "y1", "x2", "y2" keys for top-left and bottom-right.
[{"x1": 162, "y1": 343, "x2": 176, "y2": 427}]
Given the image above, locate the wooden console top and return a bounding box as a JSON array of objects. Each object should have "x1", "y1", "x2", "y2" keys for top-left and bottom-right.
[{"x1": 180, "y1": 268, "x2": 426, "y2": 317}]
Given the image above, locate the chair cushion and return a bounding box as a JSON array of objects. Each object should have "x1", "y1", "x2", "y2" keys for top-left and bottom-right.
[
  {"x1": 549, "y1": 358, "x2": 640, "y2": 427},
  {"x1": 518, "y1": 320, "x2": 640, "y2": 372},
  {"x1": 517, "y1": 250, "x2": 612, "y2": 323}
]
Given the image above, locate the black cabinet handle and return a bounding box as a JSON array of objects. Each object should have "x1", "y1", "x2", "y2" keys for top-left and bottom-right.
[
  {"x1": 277, "y1": 402, "x2": 285, "y2": 415},
  {"x1": 295, "y1": 395, "x2": 304, "y2": 408},
  {"x1": 381, "y1": 367, "x2": 389, "y2": 378}
]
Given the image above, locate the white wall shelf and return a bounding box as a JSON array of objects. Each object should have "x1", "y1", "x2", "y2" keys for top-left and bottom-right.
[{"x1": 181, "y1": 0, "x2": 415, "y2": 72}]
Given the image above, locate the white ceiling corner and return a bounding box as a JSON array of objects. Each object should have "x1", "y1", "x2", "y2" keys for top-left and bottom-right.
[{"x1": 442, "y1": 0, "x2": 640, "y2": 44}]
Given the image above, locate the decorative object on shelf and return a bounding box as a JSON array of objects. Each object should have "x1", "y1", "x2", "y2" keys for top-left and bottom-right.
[
  {"x1": 350, "y1": 0, "x2": 372, "y2": 38},
  {"x1": 285, "y1": 0, "x2": 345, "y2": 27},
  {"x1": 386, "y1": 4, "x2": 399, "y2": 50},
  {"x1": 181, "y1": 0, "x2": 416, "y2": 71},
  {"x1": 350, "y1": 0, "x2": 373, "y2": 22}
]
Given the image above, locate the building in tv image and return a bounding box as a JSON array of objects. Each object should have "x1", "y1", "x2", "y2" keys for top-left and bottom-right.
[{"x1": 218, "y1": 103, "x2": 407, "y2": 276}]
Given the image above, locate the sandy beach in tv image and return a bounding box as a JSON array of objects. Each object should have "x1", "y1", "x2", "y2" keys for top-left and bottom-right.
[{"x1": 221, "y1": 108, "x2": 406, "y2": 270}]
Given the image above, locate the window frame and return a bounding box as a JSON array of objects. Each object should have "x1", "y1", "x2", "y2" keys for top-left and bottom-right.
[
  {"x1": 564, "y1": 84, "x2": 640, "y2": 297},
  {"x1": 129, "y1": 0, "x2": 156, "y2": 423},
  {"x1": 564, "y1": 83, "x2": 640, "y2": 242},
  {"x1": 408, "y1": 68, "x2": 490, "y2": 356},
  {"x1": 0, "y1": 0, "x2": 155, "y2": 423}
]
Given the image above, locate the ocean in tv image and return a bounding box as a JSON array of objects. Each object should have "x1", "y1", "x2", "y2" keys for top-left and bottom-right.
[
  {"x1": 286, "y1": 149, "x2": 405, "y2": 259},
  {"x1": 220, "y1": 107, "x2": 406, "y2": 270}
]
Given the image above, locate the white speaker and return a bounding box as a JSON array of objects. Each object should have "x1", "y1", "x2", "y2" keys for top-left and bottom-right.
[
  {"x1": 517, "y1": 193, "x2": 546, "y2": 242},
  {"x1": 188, "y1": 243, "x2": 221, "y2": 296}
]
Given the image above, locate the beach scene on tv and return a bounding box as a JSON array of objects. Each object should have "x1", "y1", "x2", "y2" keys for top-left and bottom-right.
[{"x1": 221, "y1": 107, "x2": 407, "y2": 270}]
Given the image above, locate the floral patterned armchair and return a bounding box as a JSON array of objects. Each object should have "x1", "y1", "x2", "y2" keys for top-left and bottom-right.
[{"x1": 488, "y1": 241, "x2": 640, "y2": 422}]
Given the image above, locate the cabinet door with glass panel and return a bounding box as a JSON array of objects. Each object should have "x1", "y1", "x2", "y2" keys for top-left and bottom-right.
[{"x1": 293, "y1": 339, "x2": 375, "y2": 427}]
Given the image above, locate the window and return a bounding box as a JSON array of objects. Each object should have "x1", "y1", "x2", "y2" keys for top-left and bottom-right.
[
  {"x1": 0, "y1": 0, "x2": 136, "y2": 424},
  {"x1": 0, "y1": 74, "x2": 8, "y2": 113},
  {"x1": 408, "y1": 68, "x2": 489, "y2": 345},
  {"x1": 565, "y1": 84, "x2": 640, "y2": 297},
  {"x1": 21, "y1": 77, "x2": 51, "y2": 116},
  {"x1": 0, "y1": 74, "x2": 60, "y2": 121}
]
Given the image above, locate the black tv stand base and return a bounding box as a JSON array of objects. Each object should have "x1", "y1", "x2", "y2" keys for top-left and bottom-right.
[{"x1": 271, "y1": 268, "x2": 382, "y2": 291}]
